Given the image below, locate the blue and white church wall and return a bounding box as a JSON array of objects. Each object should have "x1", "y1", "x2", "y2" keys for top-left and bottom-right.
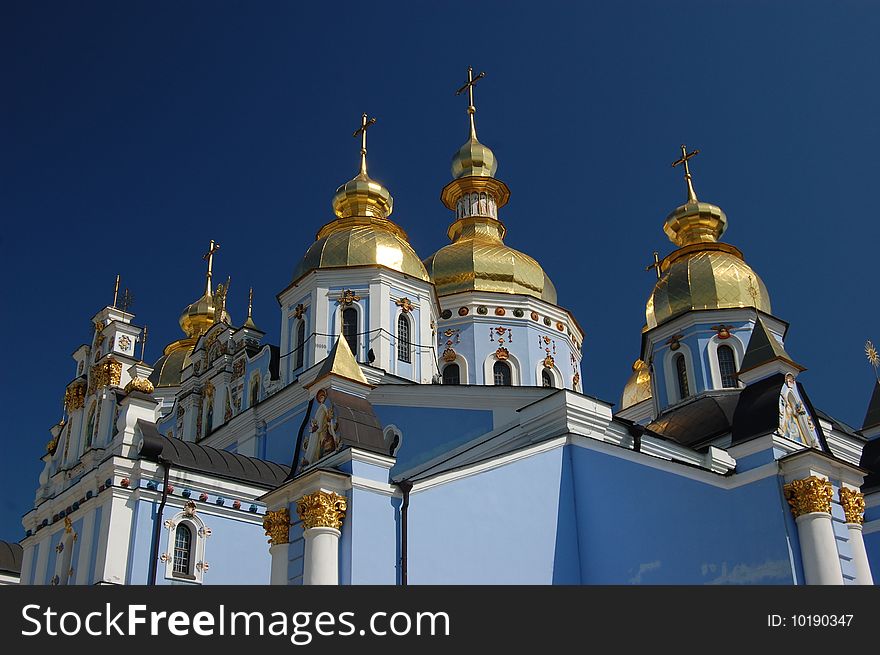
[
  {"x1": 643, "y1": 309, "x2": 785, "y2": 413},
  {"x1": 277, "y1": 268, "x2": 439, "y2": 386},
  {"x1": 434, "y1": 291, "x2": 583, "y2": 390}
]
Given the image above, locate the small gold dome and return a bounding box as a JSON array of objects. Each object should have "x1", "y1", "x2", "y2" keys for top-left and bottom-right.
[
  {"x1": 451, "y1": 137, "x2": 497, "y2": 179},
  {"x1": 646, "y1": 242, "x2": 771, "y2": 329},
  {"x1": 293, "y1": 221, "x2": 430, "y2": 283},
  {"x1": 149, "y1": 340, "x2": 194, "y2": 388},
  {"x1": 424, "y1": 217, "x2": 557, "y2": 303},
  {"x1": 332, "y1": 172, "x2": 393, "y2": 219},
  {"x1": 179, "y1": 289, "x2": 230, "y2": 339},
  {"x1": 621, "y1": 359, "x2": 652, "y2": 410}
]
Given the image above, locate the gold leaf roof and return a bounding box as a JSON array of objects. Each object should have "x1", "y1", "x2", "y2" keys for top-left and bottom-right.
[{"x1": 621, "y1": 359, "x2": 652, "y2": 410}]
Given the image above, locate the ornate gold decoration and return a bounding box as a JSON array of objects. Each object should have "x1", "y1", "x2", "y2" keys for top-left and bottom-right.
[
  {"x1": 336, "y1": 289, "x2": 361, "y2": 306},
  {"x1": 184, "y1": 500, "x2": 197, "y2": 518},
  {"x1": 296, "y1": 491, "x2": 347, "y2": 530},
  {"x1": 621, "y1": 359, "x2": 652, "y2": 409},
  {"x1": 64, "y1": 381, "x2": 86, "y2": 412},
  {"x1": 867, "y1": 340, "x2": 879, "y2": 382},
  {"x1": 495, "y1": 346, "x2": 510, "y2": 361},
  {"x1": 783, "y1": 476, "x2": 833, "y2": 517},
  {"x1": 124, "y1": 376, "x2": 155, "y2": 395},
  {"x1": 262, "y1": 508, "x2": 291, "y2": 545},
  {"x1": 666, "y1": 334, "x2": 683, "y2": 351},
  {"x1": 46, "y1": 437, "x2": 58, "y2": 454},
  {"x1": 572, "y1": 373, "x2": 580, "y2": 389},
  {"x1": 395, "y1": 297, "x2": 414, "y2": 313},
  {"x1": 293, "y1": 303, "x2": 305, "y2": 320},
  {"x1": 543, "y1": 355, "x2": 555, "y2": 369},
  {"x1": 213, "y1": 277, "x2": 230, "y2": 324},
  {"x1": 839, "y1": 488, "x2": 865, "y2": 525},
  {"x1": 118, "y1": 335, "x2": 132, "y2": 351},
  {"x1": 64, "y1": 516, "x2": 73, "y2": 534},
  {"x1": 711, "y1": 324, "x2": 734, "y2": 340},
  {"x1": 90, "y1": 357, "x2": 123, "y2": 391},
  {"x1": 442, "y1": 347, "x2": 457, "y2": 363}
]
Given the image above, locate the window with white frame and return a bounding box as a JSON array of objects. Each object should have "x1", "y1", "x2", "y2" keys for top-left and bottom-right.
[{"x1": 164, "y1": 503, "x2": 210, "y2": 584}]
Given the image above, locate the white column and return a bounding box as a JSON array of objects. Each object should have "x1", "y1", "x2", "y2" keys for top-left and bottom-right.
[
  {"x1": 94, "y1": 494, "x2": 133, "y2": 584},
  {"x1": 784, "y1": 476, "x2": 843, "y2": 585},
  {"x1": 269, "y1": 543, "x2": 290, "y2": 585},
  {"x1": 75, "y1": 509, "x2": 96, "y2": 585},
  {"x1": 303, "y1": 527, "x2": 341, "y2": 585},
  {"x1": 845, "y1": 523, "x2": 874, "y2": 585},
  {"x1": 296, "y1": 490, "x2": 347, "y2": 587},
  {"x1": 19, "y1": 544, "x2": 35, "y2": 585},
  {"x1": 794, "y1": 513, "x2": 844, "y2": 585},
  {"x1": 33, "y1": 536, "x2": 50, "y2": 585}
]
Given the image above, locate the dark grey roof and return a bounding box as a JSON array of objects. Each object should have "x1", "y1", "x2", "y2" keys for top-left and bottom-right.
[
  {"x1": 647, "y1": 392, "x2": 740, "y2": 447},
  {"x1": 326, "y1": 389, "x2": 386, "y2": 454},
  {"x1": 138, "y1": 420, "x2": 288, "y2": 488},
  {"x1": 730, "y1": 373, "x2": 829, "y2": 451},
  {"x1": 864, "y1": 381, "x2": 880, "y2": 431},
  {"x1": 0, "y1": 541, "x2": 23, "y2": 576},
  {"x1": 859, "y1": 437, "x2": 880, "y2": 492},
  {"x1": 739, "y1": 317, "x2": 801, "y2": 374},
  {"x1": 814, "y1": 408, "x2": 864, "y2": 441}
]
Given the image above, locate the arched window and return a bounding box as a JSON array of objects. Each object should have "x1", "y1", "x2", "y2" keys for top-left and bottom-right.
[
  {"x1": 342, "y1": 308, "x2": 358, "y2": 358},
  {"x1": 675, "y1": 354, "x2": 689, "y2": 399},
  {"x1": 249, "y1": 375, "x2": 260, "y2": 407},
  {"x1": 173, "y1": 524, "x2": 193, "y2": 576},
  {"x1": 397, "y1": 314, "x2": 411, "y2": 363},
  {"x1": 493, "y1": 360, "x2": 512, "y2": 386},
  {"x1": 294, "y1": 320, "x2": 306, "y2": 370},
  {"x1": 442, "y1": 363, "x2": 460, "y2": 385},
  {"x1": 541, "y1": 369, "x2": 554, "y2": 388},
  {"x1": 717, "y1": 345, "x2": 737, "y2": 388}
]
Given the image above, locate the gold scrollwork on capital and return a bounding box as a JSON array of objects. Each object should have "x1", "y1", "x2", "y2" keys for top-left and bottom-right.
[
  {"x1": 839, "y1": 488, "x2": 865, "y2": 525},
  {"x1": 262, "y1": 508, "x2": 291, "y2": 545},
  {"x1": 783, "y1": 476, "x2": 833, "y2": 518},
  {"x1": 124, "y1": 377, "x2": 155, "y2": 395},
  {"x1": 64, "y1": 381, "x2": 86, "y2": 412},
  {"x1": 296, "y1": 491, "x2": 347, "y2": 530},
  {"x1": 90, "y1": 357, "x2": 123, "y2": 391}
]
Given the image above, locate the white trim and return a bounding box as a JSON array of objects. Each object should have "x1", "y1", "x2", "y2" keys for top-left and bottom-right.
[
  {"x1": 483, "y1": 351, "x2": 520, "y2": 386},
  {"x1": 707, "y1": 334, "x2": 744, "y2": 390},
  {"x1": 163, "y1": 508, "x2": 209, "y2": 584},
  {"x1": 663, "y1": 344, "x2": 696, "y2": 404},
  {"x1": 441, "y1": 355, "x2": 468, "y2": 385},
  {"x1": 534, "y1": 361, "x2": 562, "y2": 389}
]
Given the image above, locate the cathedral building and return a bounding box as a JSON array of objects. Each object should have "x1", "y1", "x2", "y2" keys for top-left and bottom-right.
[{"x1": 10, "y1": 69, "x2": 880, "y2": 586}]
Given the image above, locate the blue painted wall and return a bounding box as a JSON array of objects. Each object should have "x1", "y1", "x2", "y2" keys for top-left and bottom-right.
[{"x1": 568, "y1": 446, "x2": 797, "y2": 584}]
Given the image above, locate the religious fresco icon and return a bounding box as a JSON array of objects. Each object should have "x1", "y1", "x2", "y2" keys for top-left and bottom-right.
[
  {"x1": 296, "y1": 389, "x2": 341, "y2": 473},
  {"x1": 777, "y1": 374, "x2": 820, "y2": 449}
]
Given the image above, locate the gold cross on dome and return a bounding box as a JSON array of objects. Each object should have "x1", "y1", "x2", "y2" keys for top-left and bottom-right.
[
  {"x1": 456, "y1": 66, "x2": 486, "y2": 139},
  {"x1": 352, "y1": 113, "x2": 377, "y2": 177},
  {"x1": 202, "y1": 240, "x2": 220, "y2": 293},
  {"x1": 672, "y1": 144, "x2": 700, "y2": 203},
  {"x1": 645, "y1": 251, "x2": 662, "y2": 280}
]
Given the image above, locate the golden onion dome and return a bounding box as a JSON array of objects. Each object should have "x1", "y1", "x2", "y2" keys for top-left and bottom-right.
[
  {"x1": 645, "y1": 195, "x2": 771, "y2": 329},
  {"x1": 149, "y1": 339, "x2": 195, "y2": 388},
  {"x1": 424, "y1": 217, "x2": 557, "y2": 303},
  {"x1": 451, "y1": 136, "x2": 497, "y2": 179},
  {"x1": 621, "y1": 359, "x2": 653, "y2": 409},
  {"x1": 292, "y1": 127, "x2": 429, "y2": 283},
  {"x1": 179, "y1": 287, "x2": 231, "y2": 339}
]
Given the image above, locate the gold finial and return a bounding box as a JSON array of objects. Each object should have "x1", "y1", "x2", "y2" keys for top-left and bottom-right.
[
  {"x1": 202, "y1": 240, "x2": 221, "y2": 296},
  {"x1": 456, "y1": 66, "x2": 486, "y2": 140},
  {"x1": 645, "y1": 251, "x2": 662, "y2": 280},
  {"x1": 671, "y1": 144, "x2": 700, "y2": 203},
  {"x1": 112, "y1": 274, "x2": 120, "y2": 308},
  {"x1": 352, "y1": 113, "x2": 377, "y2": 178},
  {"x1": 867, "y1": 340, "x2": 880, "y2": 382},
  {"x1": 140, "y1": 325, "x2": 148, "y2": 361},
  {"x1": 244, "y1": 287, "x2": 258, "y2": 329},
  {"x1": 214, "y1": 276, "x2": 230, "y2": 324},
  {"x1": 747, "y1": 275, "x2": 760, "y2": 305}
]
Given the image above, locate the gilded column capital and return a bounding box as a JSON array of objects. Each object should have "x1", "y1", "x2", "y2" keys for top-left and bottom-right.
[
  {"x1": 64, "y1": 381, "x2": 86, "y2": 412},
  {"x1": 296, "y1": 491, "x2": 347, "y2": 530},
  {"x1": 783, "y1": 476, "x2": 833, "y2": 518},
  {"x1": 839, "y1": 488, "x2": 865, "y2": 525},
  {"x1": 262, "y1": 508, "x2": 291, "y2": 545}
]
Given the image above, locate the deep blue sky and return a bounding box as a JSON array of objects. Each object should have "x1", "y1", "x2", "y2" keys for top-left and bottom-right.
[{"x1": 2, "y1": 1, "x2": 878, "y2": 542}]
